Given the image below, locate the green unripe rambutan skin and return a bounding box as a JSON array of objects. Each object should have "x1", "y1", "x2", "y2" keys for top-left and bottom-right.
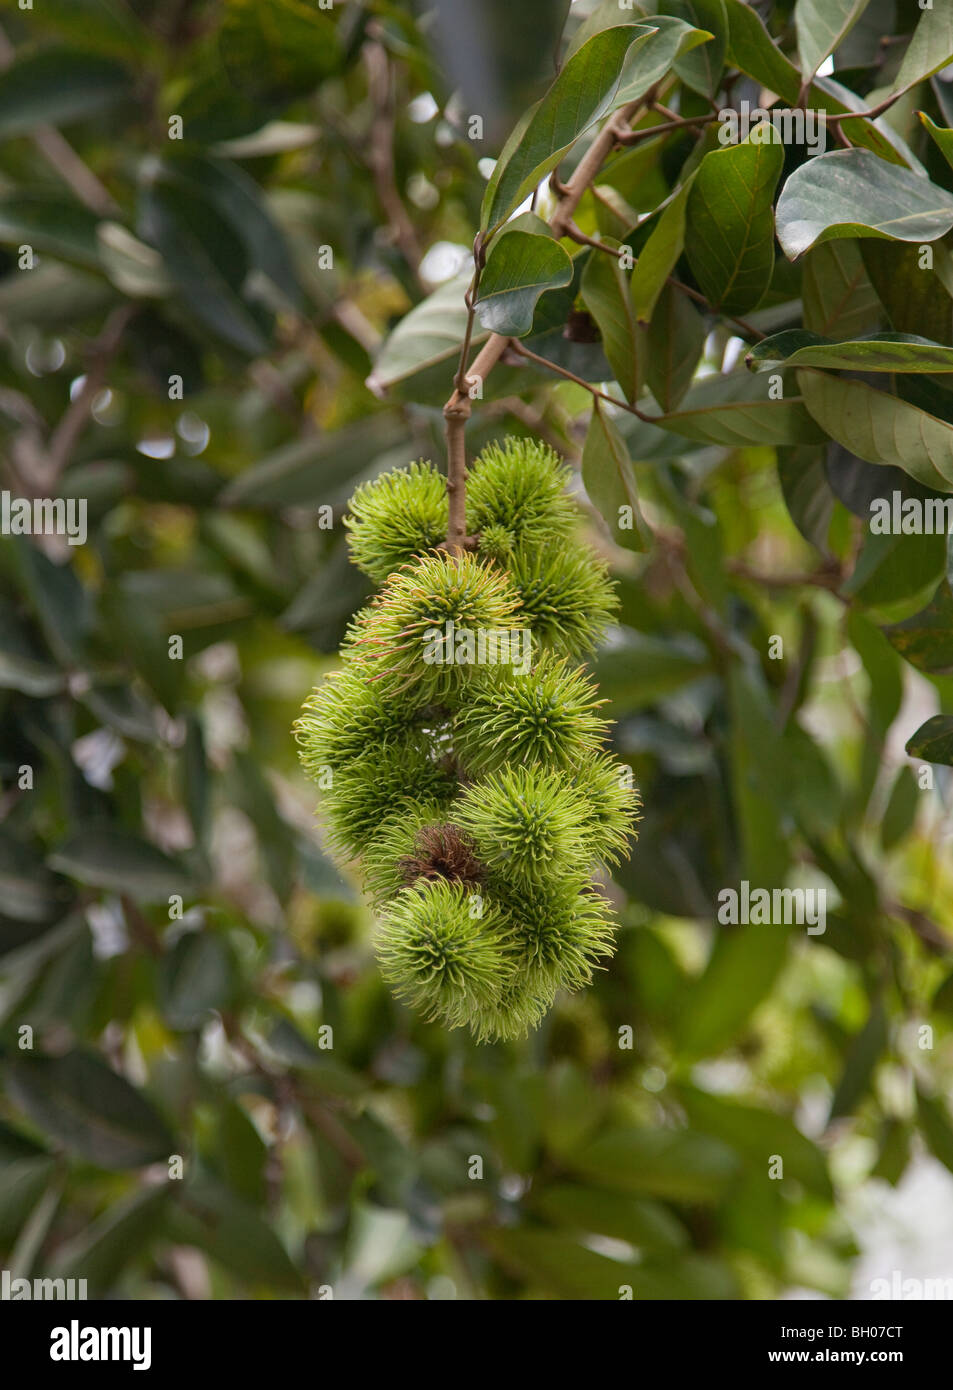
[
  {"x1": 294, "y1": 664, "x2": 444, "y2": 775},
  {"x1": 293, "y1": 434, "x2": 636, "y2": 1041},
  {"x1": 569, "y1": 752, "x2": 641, "y2": 867},
  {"x1": 468, "y1": 973, "x2": 553, "y2": 1043},
  {"x1": 344, "y1": 461, "x2": 448, "y2": 583},
  {"x1": 376, "y1": 879, "x2": 512, "y2": 1029},
  {"x1": 322, "y1": 744, "x2": 457, "y2": 860},
  {"x1": 453, "y1": 650, "x2": 610, "y2": 778},
  {"x1": 501, "y1": 876, "x2": 617, "y2": 998},
  {"x1": 507, "y1": 541, "x2": 616, "y2": 658},
  {"x1": 349, "y1": 550, "x2": 525, "y2": 701},
  {"x1": 468, "y1": 437, "x2": 577, "y2": 547},
  {"x1": 456, "y1": 764, "x2": 592, "y2": 889}
]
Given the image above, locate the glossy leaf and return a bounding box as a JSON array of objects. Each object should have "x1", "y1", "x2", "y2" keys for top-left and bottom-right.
[
  {"x1": 580, "y1": 238, "x2": 643, "y2": 401},
  {"x1": 686, "y1": 134, "x2": 784, "y2": 314},
  {"x1": 581, "y1": 398, "x2": 648, "y2": 551},
  {"x1": 905, "y1": 714, "x2": 953, "y2": 765},
  {"x1": 480, "y1": 24, "x2": 658, "y2": 232},
  {"x1": 776, "y1": 150, "x2": 953, "y2": 260},
  {"x1": 473, "y1": 229, "x2": 573, "y2": 337},
  {"x1": 5, "y1": 1052, "x2": 174, "y2": 1168}
]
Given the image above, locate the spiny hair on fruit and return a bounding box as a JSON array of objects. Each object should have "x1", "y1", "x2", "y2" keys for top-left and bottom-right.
[{"x1": 295, "y1": 434, "x2": 640, "y2": 1042}]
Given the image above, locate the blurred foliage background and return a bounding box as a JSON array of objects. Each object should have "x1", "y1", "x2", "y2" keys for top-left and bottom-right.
[{"x1": 0, "y1": 0, "x2": 952, "y2": 1301}]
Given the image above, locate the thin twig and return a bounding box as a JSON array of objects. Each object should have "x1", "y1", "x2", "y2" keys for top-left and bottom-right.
[
  {"x1": 614, "y1": 112, "x2": 717, "y2": 145},
  {"x1": 0, "y1": 25, "x2": 120, "y2": 217},
  {"x1": 43, "y1": 304, "x2": 137, "y2": 488},
  {"x1": 508, "y1": 339, "x2": 653, "y2": 422},
  {"x1": 363, "y1": 36, "x2": 425, "y2": 291}
]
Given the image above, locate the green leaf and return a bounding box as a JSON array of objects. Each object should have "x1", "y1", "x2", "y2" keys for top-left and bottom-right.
[
  {"x1": 724, "y1": 0, "x2": 905, "y2": 164},
  {"x1": 686, "y1": 133, "x2": 784, "y2": 314},
  {"x1": 660, "y1": 0, "x2": 727, "y2": 96},
  {"x1": 50, "y1": 1186, "x2": 169, "y2": 1295},
  {"x1": 630, "y1": 176, "x2": 694, "y2": 324},
  {"x1": 367, "y1": 272, "x2": 481, "y2": 399},
  {"x1": 566, "y1": 11, "x2": 713, "y2": 99},
  {"x1": 797, "y1": 370, "x2": 953, "y2": 490},
  {"x1": 473, "y1": 228, "x2": 573, "y2": 337},
  {"x1": 0, "y1": 193, "x2": 103, "y2": 270},
  {"x1": 681, "y1": 1088, "x2": 832, "y2": 1197},
  {"x1": 883, "y1": 581, "x2": 953, "y2": 673},
  {"x1": 776, "y1": 150, "x2": 953, "y2": 261},
  {"x1": 487, "y1": 1227, "x2": 735, "y2": 1299},
  {"x1": 480, "y1": 24, "x2": 658, "y2": 232},
  {"x1": 678, "y1": 925, "x2": 791, "y2": 1058},
  {"x1": 530, "y1": 1183, "x2": 688, "y2": 1252},
  {"x1": 139, "y1": 174, "x2": 269, "y2": 356},
  {"x1": 582, "y1": 399, "x2": 648, "y2": 552},
  {"x1": 916, "y1": 1090, "x2": 953, "y2": 1175},
  {"x1": 861, "y1": 238, "x2": 953, "y2": 344},
  {"x1": 48, "y1": 828, "x2": 192, "y2": 902},
  {"x1": 169, "y1": 1178, "x2": 303, "y2": 1290},
  {"x1": 651, "y1": 371, "x2": 827, "y2": 446},
  {"x1": 594, "y1": 629, "x2": 710, "y2": 708},
  {"x1": 725, "y1": 0, "x2": 803, "y2": 103},
  {"x1": 802, "y1": 240, "x2": 881, "y2": 339},
  {"x1": 160, "y1": 155, "x2": 305, "y2": 311},
  {"x1": 921, "y1": 112, "x2": 953, "y2": 174},
  {"x1": 796, "y1": 0, "x2": 872, "y2": 83},
  {"x1": 580, "y1": 238, "x2": 643, "y2": 401},
  {"x1": 0, "y1": 831, "x2": 71, "y2": 924},
  {"x1": 158, "y1": 931, "x2": 234, "y2": 1030},
  {"x1": 541, "y1": 1061, "x2": 606, "y2": 1156},
  {"x1": 749, "y1": 331, "x2": 953, "y2": 374},
  {"x1": 881, "y1": 766, "x2": 919, "y2": 850},
  {"x1": 829, "y1": 1000, "x2": 888, "y2": 1120},
  {"x1": 905, "y1": 714, "x2": 953, "y2": 764},
  {"x1": 646, "y1": 281, "x2": 705, "y2": 410},
  {"x1": 0, "y1": 47, "x2": 132, "y2": 136},
  {"x1": 0, "y1": 1157, "x2": 58, "y2": 1247},
  {"x1": 221, "y1": 414, "x2": 407, "y2": 509},
  {"x1": 891, "y1": 5, "x2": 953, "y2": 95},
  {"x1": 566, "y1": 1126, "x2": 740, "y2": 1202},
  {"x1": 5, "y1": 1051, "x2": 174, "y2": 1168}
]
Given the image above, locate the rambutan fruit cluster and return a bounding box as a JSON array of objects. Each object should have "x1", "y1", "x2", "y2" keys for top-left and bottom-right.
[{"x1": 294, "y1": 436, "x2": 639, "y2": 1042}]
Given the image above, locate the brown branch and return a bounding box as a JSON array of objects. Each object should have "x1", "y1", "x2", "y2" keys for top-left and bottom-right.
[
  {"x1": 508, "y1": 338, "x2": 653, "y2": 421},
  {"x1": 439, "y1": 96, "x2": 654, "y2": 507},
  {"x1": 43, "y1": 304, "x2": 137, "y2": 489},
  {"x1": 614, "y1": 112, "x2": 717, "y2": 145},
  {"x1": 0, "y1": 26, "x2": 120, "y2": 217},
  {"x1": 668, "y1": 277, "x2": 765, "y2": 341},
  {"x1": 363, "y1": 37, "x2": 425, "y2": 292}
]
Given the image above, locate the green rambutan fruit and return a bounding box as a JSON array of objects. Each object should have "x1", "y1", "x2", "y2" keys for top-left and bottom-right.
[
  {"x1": 349, "y1": 550, "x2": 524, "y2": 700},
  {"x1": 362, "y1": 804, "x2": 486, "y2": 906},
  {"x1": 454, "y1": 650, "x2": 610, "y2": 778},
  {"x1": 570, "y1": 752, "x2": 642, "y2": 867},
  {"x1": 503, "y1": 877, "x2": 617, "y2": 998},
  {"x1": 469, "y1": 973, "x2": 552, "y2": 1043},
  {"x1": 293, "y1": 433, "x2": 637, "y2": 1043},
  {"x1": 469, "y1": 437, "x2": 576, "y2": 546},
  {"x1": 322, "y1": 744, "x2": 457, "y2": 860},
  {"x1": 344, "y1": 461, "x2": 448, "y2": 582},
  {"x1": 476, "y1": 521, "x2": 516, "y2": 565},
  {"x1": 294, "y1": 664, "x2": 440, "y2": 774},
  {"x1": 507, "y1": 540, "x2": 617, "y2": 657},
  {"x1": 456, "y1": 764, "x2": 590, "y2": 887},
  {"x1": 376, "y1": 879, "x2": 511, "y2": 1028}
]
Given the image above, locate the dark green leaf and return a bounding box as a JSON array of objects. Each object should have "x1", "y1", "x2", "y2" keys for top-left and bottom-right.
[
  {"x1": 5, "y1": 1051, "x2": 174, "y2": 1168},
  {"x1": 473, "y1": 229, "x2": 573, "y2": 337}
]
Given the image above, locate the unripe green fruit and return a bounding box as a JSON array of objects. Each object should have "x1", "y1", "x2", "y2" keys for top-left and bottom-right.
[{"x1": 295, "y1": 436, "x2": 640, "y2": 1042}]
